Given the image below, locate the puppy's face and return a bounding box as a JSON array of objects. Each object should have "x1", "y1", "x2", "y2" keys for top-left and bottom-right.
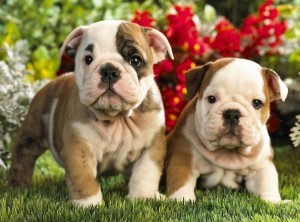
[
  {"x1": 60, "y1": 21, "x2": 173, "y2": 116},
  {"x1": 186, "y1": 58, "x2": 288, "y2": 152}
]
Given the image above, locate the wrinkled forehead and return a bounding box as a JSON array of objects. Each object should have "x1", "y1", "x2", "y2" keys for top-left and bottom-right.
[
  {"x1": 208, "y1": 59, "x2": 266, "y2": 97},
  {"x1": 81, "y1": 21, "x2": 149, "y2": 53},
  {"x1": 85, "y1": 20, "x2": 123, "y2": 45}
]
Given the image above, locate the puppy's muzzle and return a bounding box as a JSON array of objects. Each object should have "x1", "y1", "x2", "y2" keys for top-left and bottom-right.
[
  {"x1": 100, "y1": 63, "x2": 121, "y2": 84},
  {"x1": 222, "y1": 109, "x2": 241, "y2": 127}
]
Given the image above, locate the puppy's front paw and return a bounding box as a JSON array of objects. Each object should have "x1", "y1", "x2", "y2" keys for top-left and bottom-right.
[
  {"x1": 169, "y1": 190, "x2": 196, "y2": 202},
  {"x1": 260, "y1": 193, "x2": 282, "y2": 203},
  {"x1": 169, "y1": 194, "x2": 196, "y2": 202},
  {"x1": 278, "y1": 199, "x2": 292, "y2": 204},
  {"x1": 127, "y1": 191, "x2": 165, "y2": 201},
  {"x1": 262, "y1": 197, "x2": 291, "y2": 204},
  {"x1": 72, "y1": 191, "x2": 103, "y2": 207},
  {"x1": 168, "y1": 181, "x2": 196, "y2": 202}
]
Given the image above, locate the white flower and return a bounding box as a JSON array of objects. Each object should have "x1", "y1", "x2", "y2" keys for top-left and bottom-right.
[
  {"x1": 290, "y1": 115, "x2": 300, "y2": 148},
  {"x1": 0, "y1": 40, "x2": 48, "y2": 168}
]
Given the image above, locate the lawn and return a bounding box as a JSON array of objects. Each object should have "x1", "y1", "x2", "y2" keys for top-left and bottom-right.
[{"x1": 0, "y1": 147, "x2": 299, "y2": 221}]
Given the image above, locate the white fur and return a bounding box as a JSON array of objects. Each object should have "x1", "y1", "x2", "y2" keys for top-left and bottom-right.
[
  {"x1": 169, "y1": 178, "x2": 197, "y2": 202},
  {"x1": 245, "y1": 161, "x2": 281, "y2": 202},
  {"x1": 73, "y1": 190, "x2": 103, "y2": 207},
  {"x1": 197, "y1": 59, "x2": 266, "y2": 152},
  {"x1": 171, "y1": 58, "x2": 285, "y2": 203},
  {"x1": 128, "y1": 151, "x2": 163, "y2": 199},
  {"x1": 71, "y1": 107, "x2": 164, "y2": 173},
  {"x1": 48, "y1": 99, "x2": 64, "y2": 166},
  {"x1": 75, "y1": 21, "x2": 122, "y2": 87}
]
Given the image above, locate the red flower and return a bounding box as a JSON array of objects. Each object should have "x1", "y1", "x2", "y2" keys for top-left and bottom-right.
[
  {"x1": 188, "y1": 38, "x2": 212, "y2": 56},
  {"x1": 210, "y1": 18, "x2": 241, "y2": 57},
  {"x1": 175, "y1": 57, "x2": 195, "y2": 84},
  {"x1": 131, "y1": 10, "x2": 155, "y2": 27},
  {"x1": 162, "y1": 84, "x2": 187, "y2": 132},
  {"x1": 153, "y1": 59, "x2": 174, "y2": 79},
  {"x1": 165, "y1": 5, "x2": 198, "y2": 48},
  {"x1": 258, "y1": 0, "x2": 278, "y2": 20},
  {"x1": 240, "y1": 0, "x2": 287, "y2": 57}
]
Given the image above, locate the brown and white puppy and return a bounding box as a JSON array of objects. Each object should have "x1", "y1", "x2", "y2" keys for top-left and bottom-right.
[
  {"x1": 8, "y1": 20, "x2": 173, "y2": 207},
  {"x1": 166, "y1": 58, "x2": 288, "y2": 203}
]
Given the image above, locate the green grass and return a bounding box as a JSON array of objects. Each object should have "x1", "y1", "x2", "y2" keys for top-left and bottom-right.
[{"x1": 1, "y1": 147, "x2": 300, "y2": 222}]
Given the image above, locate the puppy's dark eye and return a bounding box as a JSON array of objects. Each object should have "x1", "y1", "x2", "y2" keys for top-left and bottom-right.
[
  {"x1": 252, "y1": 99, "x2": 263, "y2": 109},
  {"x1": 85, "y1": 55, "x2": 93, "y2": 65},
  {"x1": 207, "y1": 96, "x2": 216, "y2": 104},
  {"x1": 130, "y1": 55, "x2": 143, "y2": 67}
]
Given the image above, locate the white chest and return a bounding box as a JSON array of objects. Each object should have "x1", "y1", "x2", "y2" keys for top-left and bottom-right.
[{"x1": 71, "y1": 110, "x2": 164, "y2": 172}]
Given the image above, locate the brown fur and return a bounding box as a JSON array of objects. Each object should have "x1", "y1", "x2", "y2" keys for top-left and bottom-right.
[
  {"x1": 165, "y1": 97, "x2": 198, "y2": 194},
  {"x1": 8, "y1": 74, "x2": 76, "y2": 187},
  {"x1": 116, "y1": 22, "x2": 153, "y2": 79},
  {"x1": 149, "y1": 127, "x2": 167, "y2": 171}
]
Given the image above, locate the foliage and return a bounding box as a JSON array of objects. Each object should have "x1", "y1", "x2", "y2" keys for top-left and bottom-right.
[
  {"x1": 0, "y1": 149, "x2": 299, "y2": 221},
  {"x1": 0, "y1": 40, "x2": 47, "y2": 169}
]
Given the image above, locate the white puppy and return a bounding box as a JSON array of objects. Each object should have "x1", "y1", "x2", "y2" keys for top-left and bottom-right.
[{"x1": 166, "y1": 58, "x2": 288, "y2": 203}]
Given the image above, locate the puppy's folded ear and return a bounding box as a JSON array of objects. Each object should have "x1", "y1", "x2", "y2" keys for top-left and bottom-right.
[
  {"x1": 59, "y1": 26, "x2": 88, "y2": 59},
  {"x1": 185, "y1": 62, "x2": 212, "y2": 100},
  {"x1": 144, "y1": 28, "x2": 174, "y2": 64},
  {"x1": 263, "y1": 68, "x2": 288, "y2": 101}
]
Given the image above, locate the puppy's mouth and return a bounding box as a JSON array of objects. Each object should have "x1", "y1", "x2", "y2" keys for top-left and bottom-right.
[
  {"x1": 218, "y1": 128, "x2": 242, "y2": 149},
  {"x1": 90, "y1": 88, "x2": 134, "y2": 115}
]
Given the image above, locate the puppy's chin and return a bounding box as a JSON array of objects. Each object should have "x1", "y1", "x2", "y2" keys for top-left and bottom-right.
[
  {"x1": 205, "y1": 133, "x2": 242, "y2": 151},
  {"x1": 89, "y1": 92, "x2": 136, "y2": 117},
  {"x1": 79, "y1": 80, "x2": 142, "y2": 116},
  {"x1": 219, "y1": 132, "x2": 241, "y2": 149},
  {"x1": 205, "y1": 131, "x2": 259, "y2": 156}
]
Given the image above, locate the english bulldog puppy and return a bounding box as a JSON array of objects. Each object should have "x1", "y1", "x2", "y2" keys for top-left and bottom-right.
[
  {"x1": 8, "y1": 20, "x2": 173, "y2": 207},
  {"x1": 166, "y1": 58, "x2": 288, "y2": 203}
]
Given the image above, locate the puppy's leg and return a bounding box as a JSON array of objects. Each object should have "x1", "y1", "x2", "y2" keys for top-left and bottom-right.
[
  {"x1": 245, "y1": 161, "x2": 281, "y2": 203},
  {"x1": 221, "y1": 170, "x2": 241, "y2": 190},
  {"x1": 61, "y1": 138, "x2": 102, "y2": 207},
  {"x1": 166, "y1": 137, "x2": 197, "y2": 201},
  {"x1": 8, "y1": 105, "x2": 48, "y2": 187},
  {"x1": 200, "y1": 168, "x2": 224, "y2": 188},
  {"x1": 128, "y1": 128, "x2": 166, "y2": 200}
]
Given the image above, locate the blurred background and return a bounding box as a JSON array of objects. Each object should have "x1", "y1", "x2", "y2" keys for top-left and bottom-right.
[{"x1": 1, "y1": 0, "x2": 300, "y2": 168}]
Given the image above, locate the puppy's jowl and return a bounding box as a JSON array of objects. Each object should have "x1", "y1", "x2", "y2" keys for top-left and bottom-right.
[
  {"x1": 166, "y1": 58, "x2": 288, "y2": 203},
  {"x1": 8, "y1": 20, "x2": 173, "y2": 207}
]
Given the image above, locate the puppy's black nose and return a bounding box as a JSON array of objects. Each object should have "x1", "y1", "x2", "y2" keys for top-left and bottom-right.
[
  {"x1": 223, "y1": 109, "x2": 241, "y2": 126},
  {"x1": 100, "y1": 66, "x2": 120, "y2": 83}
]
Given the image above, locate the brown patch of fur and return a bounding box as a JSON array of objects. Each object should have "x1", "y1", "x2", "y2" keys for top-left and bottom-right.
[
  {"x1": 137, "y1": 88, "x2": 163, "y2": 113},
  {"x1": 166, "y1": 131, "x2": 193, "y2": 195},
  {"x1": 149, "y1": 127, "x2": 167, "y2": 170},
  {"x1": 198, "y1": 58, "x2": 235, "y2": 99},
  {"x1": 61, "y1": 131, "x2": 100, "y2": 200},
  {"x1": 185, "y1": 58, "x2": 235, "y2": 100},
  {"x1": 260, "y1": 69, "x2": 271, "y2": 123},
  {"x1": 8, "y1": 74, "x2": 75, "y2": 187},
  {"x1": 116, "y1": 22, "x2": 153, "y2": 79},
  {"x1": 165, "y1": 98, "x2": 197, "y2": 195}
]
